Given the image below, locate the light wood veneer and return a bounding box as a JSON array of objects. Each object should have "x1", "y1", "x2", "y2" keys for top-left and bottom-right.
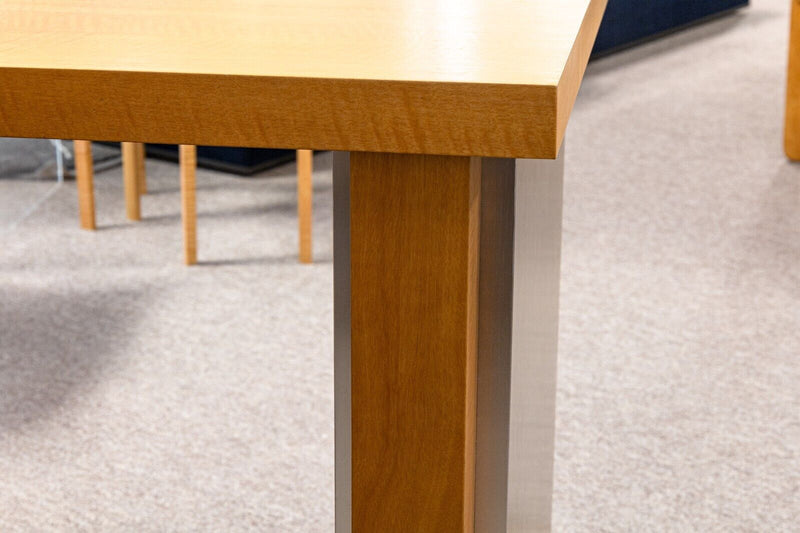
[{"x1": 0, "y1": 0, "x2": 606, "y2": 159}]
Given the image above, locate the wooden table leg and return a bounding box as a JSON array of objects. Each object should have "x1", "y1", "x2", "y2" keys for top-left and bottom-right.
[
  {"x1": 333, "y1": 149, "x2": 564, "y2": 533},
  {"x1": 135, "y1": 142, "x2": 147, "y2": 195},
  {"x1": 335, "y1": 152, "x2": 480, "y2": 532},
  {"x1": 786, "y1": 0, "x2": 800, "y2": 159},
  {"x1": 297, "y1": 149, "x2": 313, "y2": 263},
  {"x1": 73, "y1": 140, "x2": 96, "y2": 230},
  {"x1": 180, "y1": 145, "x2": 198, "y2": 265},
  {"x1": 121, "y1": 142, "x2": 141, "y2": 220}
]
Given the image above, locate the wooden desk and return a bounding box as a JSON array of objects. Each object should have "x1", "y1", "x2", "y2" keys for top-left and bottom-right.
[{"x1": 0, "y1": 1, "x2": 606, "y2": 531}]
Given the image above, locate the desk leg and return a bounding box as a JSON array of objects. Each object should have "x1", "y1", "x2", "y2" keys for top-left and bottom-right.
[
  {"x1": 786, "y1": 0, "x2": 800, "y2": 159},
  {"x1": 333, "y1": 149, "x2": 564, "y2": 533}
]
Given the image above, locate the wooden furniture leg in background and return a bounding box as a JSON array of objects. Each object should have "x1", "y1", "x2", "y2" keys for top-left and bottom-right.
[
  {"x1": 135, "y1": 142, "x2": 147, "y2": 194},
  {"x1": 786, "y1": 0, "x2": 800, "y2": 159},
  {"x1": 180, "y1": 145, "x2": 198, "y2": 265},
  {"x1": 75, "y1": 140, "x2": 144, "y2": 228},
  {"x1": 334, "y1": 148, "x2": 564, "y2": 533},
  {"x1": 297, "y1": 149, "x2": 313, "y2": 263},
  {"x1": 121, "y1": 142, "x2": 141, "y2": 220},
  {"x1": 74, "y1": 140, "x2": 96, "y2": 230}
]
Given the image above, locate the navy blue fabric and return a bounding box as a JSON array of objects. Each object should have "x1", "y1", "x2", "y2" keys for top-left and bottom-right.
[
  {"x1": 146, "y1": 144, "x2": 295, "y2": 176},
  {"x1": 593, "y1": 0, "x2": 749, "y2": 55}
]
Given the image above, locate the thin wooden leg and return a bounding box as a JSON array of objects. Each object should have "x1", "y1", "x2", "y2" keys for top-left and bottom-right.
[
  {"x1": 297, "y1": 149, "x2": 313, "y2": 263},
  {"x1": 135, "y1": 142, "x2": 147, "y2": 194},
  {"x1": 334, "y1": 152, "x2": 481, "y2": 532},
  {"x1": 180, "y1": 145, "x2": 198, "y2": 265},
  {"x1": 786, "y1": 0, "x2": 800, "y2": 159},
  {"x1": 121, "y1": 142, "x2": 141, "y2": 220},
  {"x1": 73, "y1": 140, "x2": 96, "y2": 230}
]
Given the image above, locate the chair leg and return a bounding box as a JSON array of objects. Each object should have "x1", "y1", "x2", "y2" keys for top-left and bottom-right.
[
  {"x1": 297, "y1": 149, "x2": 313, "y2": 264},
  {"x1": 180, "y1": 145, "x2": 198, "y2": 265},
  {"x1": 121, "y1": 142, "x2": 141, "y2": 220},
  {"x1": 74, "y1": 140, "x2": 96, "y2": 230},
  {"x1": 135, "y1": 142, "x2": 147, "y2": 195},
  {"x1": 786, "y1": 0, "x2": 800, "y2": 159}
]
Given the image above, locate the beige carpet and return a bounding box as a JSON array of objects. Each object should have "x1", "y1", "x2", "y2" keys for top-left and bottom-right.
[{"x1": 1, "y1": 0, "x2": 799, "y2": 530}]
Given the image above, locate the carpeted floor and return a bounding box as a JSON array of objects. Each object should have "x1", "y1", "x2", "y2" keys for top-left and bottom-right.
[{"x1": 1, "y1": 0, "x2": 799, "y2": 530}]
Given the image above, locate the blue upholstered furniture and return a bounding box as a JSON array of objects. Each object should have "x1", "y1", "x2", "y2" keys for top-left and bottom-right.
[{"x1": 593, "y1": 0, "x2": 749, "y2": 56}]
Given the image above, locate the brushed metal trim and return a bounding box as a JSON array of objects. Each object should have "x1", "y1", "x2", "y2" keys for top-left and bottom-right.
[
  {"x1": 474, "y1": 157, "x2": 515, "y2": 532},
  {"x1": 333, "y1": 151, "x2": 352, "y2": 533},
  {"x1": 474, "y1": 146, "x2": 565, "y2": 533},
  {"x1": 508, "y1": 148, "x2": 565, "y2": 532}
]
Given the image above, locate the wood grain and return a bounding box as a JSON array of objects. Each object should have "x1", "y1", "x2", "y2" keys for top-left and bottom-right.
[
  {"x1": 0, "y1": 0, "x2": 606, "y2": 159},
  {"x1": 135, "y1": 142, "x2": 147, "y2": 195},
  {"x1": 297, "y1": 150, "x2": 313, "y2": 264},
  {"x1": 121, "y1": 141, "x2": 141, "y2": 221},
  {"x1": 180, "y1": 145, "x2": 198, "y2": 265},
  {"x1": 73, "y1": 140, "x2": 96, "y2": 230},
  {"x1": 787, "y1": 0, "x2": 800, "y2": 159},
  {"x1": 349, "y1": 152, "x2": 480, "y2": 532},
  {"x1": 557, "y1": 0, "x2": 608, "y2": 152}
]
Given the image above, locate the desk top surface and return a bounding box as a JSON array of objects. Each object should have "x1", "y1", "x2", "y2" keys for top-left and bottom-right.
[{"x1": 0, "y1": 0, "x2": 607, "y2": 158}]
